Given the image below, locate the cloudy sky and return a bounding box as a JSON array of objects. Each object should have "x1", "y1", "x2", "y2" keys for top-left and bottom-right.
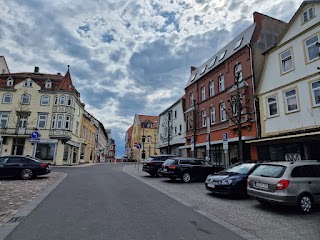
[{"x1": 1, "y1": 0, "x2": 304, "y2": 156}]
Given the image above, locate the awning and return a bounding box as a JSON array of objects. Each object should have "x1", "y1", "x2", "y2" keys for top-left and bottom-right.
[{"x1": 246, "y1": 131, "x2": 320, "y2": 144}]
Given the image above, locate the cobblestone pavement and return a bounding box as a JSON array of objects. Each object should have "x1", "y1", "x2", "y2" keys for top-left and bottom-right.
[
  {"x1": 124, "y1": 164, "x2": 320, "y2": 240},
  {"x1": 0, "y1": 172, "x2": 65, "y2": 225}
]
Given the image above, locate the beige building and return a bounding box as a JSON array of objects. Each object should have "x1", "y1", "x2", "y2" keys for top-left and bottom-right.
[
  {"x1": 0, "y1": 66, "x2": 84, "y2": 165},
  {"x1": 131, "y1": 114, "x2": 160, "y2": 161}
]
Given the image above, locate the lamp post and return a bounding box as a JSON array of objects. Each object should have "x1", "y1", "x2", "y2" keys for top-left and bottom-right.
[
  {"x1": 141, "y1": 122, "x2": 146, "y2": 161},
  {"x1": 167, "y1": 111, "x2": 172, "y2": 154}
]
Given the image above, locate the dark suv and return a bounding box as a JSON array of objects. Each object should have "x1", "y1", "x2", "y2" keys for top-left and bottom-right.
[
  {"x1": 142, "y1": 155, "x2": 176, "y2": 177},
  {"x1": 161, "y1": 157, "x2": 224, "y2": 183}
]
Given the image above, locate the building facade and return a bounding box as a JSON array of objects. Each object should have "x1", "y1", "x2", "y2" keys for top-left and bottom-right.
[
  {"x1": 125, "y1": 125, "x2": 133, "y2": 160},
  {"x1": 248, "y1": 1, "x2": 320, "y2": 160},
  {"x1": 158, "y1": 97, "x2": 187, "y2": 157},
  {"x1": 96, "y1": 121, "x2": 109, "y2": 163},
  {"x1": 184, "y1": 12, "x2": 287, "y2": 166},
  {"x1": 0, "y1": 66, "x2": 84, "y2": 165}
]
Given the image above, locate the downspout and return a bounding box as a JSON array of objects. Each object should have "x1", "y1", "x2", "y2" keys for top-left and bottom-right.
[{"x1": 248, "y1": 44, "x2": 259, "y2": 139}]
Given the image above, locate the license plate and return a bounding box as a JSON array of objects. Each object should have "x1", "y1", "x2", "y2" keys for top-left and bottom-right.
[
  {"x1": 255, "y1": 182, "x2": 268, "y2": 189},
  {"x1": 163, "y1": 168, "x2": 167, "y2": 172},
  {"x1": 208, "y1": 183, "x2": 215, "y2": 188}
]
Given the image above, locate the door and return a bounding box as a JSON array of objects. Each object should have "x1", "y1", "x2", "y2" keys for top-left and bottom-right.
[
  {"x1": 0, "y1": 157, "x2": 9, "y2": 176},
  {"x1": 11, "y1": 138, "x2": 25, "y2": 155},
  {"x1": 3, "y1": 157, "x2": 23, "y2": 176}
]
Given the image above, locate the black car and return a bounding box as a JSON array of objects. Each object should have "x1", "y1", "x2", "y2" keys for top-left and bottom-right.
[
  {"x1": 0, "y1": 155, "x2": 51, "y2": 180},
  {"x1": 161, "y1": 157, "x2": 224, "y2": 183},
  {"x1": 142, "y1": 155, "x2": 176, "y2": 177},
  {"x1": 205, "y1": 162, "x2": 258, "y2": 196}
]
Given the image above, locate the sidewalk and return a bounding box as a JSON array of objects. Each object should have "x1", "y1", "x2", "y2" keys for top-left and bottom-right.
[{"x1": 124, "y1": 164, "x2": 320, "y2": 240}]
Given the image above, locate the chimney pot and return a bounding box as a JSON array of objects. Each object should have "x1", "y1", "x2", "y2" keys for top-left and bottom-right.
[{"x1": 34, "y1": 66, "x2": 39, "y2": 73}]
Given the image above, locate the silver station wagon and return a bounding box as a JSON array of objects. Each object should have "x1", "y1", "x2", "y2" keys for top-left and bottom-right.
[{"x1": 247, "y1": 161, "x2": 320, "y2": 213}]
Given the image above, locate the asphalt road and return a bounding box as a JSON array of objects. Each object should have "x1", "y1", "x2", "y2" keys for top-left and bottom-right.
[{"x1": 5, "y1": 164, "x2": 245, "y2": 240}]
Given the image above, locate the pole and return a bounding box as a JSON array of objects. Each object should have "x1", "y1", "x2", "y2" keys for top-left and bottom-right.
[
  {"x1": 167, "y1": 111, "x2": 171, "y2": 154},
  {"x1": 235, "y1": 73, "x2": 243, "y2": 162},
  {"x1": 206, "y1": 116, "x2": 210, "y2": 162},
  {"x1": 193, "y1": 99, "x2": 197, "y2": 158}
]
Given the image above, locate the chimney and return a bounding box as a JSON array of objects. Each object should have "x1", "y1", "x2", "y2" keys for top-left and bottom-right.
[
  {"x1": 34, "y1": 66, "x2": 39, "y2": 73},
  {"x1": 57, "y1": 73, "x2": 61, "y2": 75},
  {"x1": 191, "y1": 66, "x2": 197, "y2": 73}
]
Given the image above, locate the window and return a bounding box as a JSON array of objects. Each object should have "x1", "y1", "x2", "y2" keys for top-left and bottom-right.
[
  {"x1": 235, "y1": 64, "x2": 242, "y2": 81},
  {"x1": 23, "y1": 80, "x2": 32, "y2": 87},
  {"x1": 75, "y1": 121, "x2": 79, "y2": 135},
  {"x1": 188, "y1": 115, "x2": 193, "y2": 130},
  {"x1": 304, "y1": 34, "x2": 319, "y2": 63},
  {"x1": 21, "y1": 94, "x2": 30, "y2": 105},
  {"x1": 51, "y1": 115, "x2": 56, "y2": 128},
  {"x1": 191, "y1": 73, "x2": 197, "y2": 82},
  {"x1": 57, "y1": 115, "x2": 64, "y2": 129},
  {"x1": 174, "y1": 110, "x2": 177, "y2": 118},
  {"x1": 201, "y1": 87, "x2": 206, "y2": 101},
  {"x1": 280, "y1": 49, "x2": 294, "y2": 74},
  {"x1": 67, "y1": 96, "x2": 73, "y2": 106},
  {"x1": 209, "y1": 57, "x2": 217, "y2": 68},
  {"x1": 59, "y1": 95, "x2": 65, "y2": 105},
  {"x1": 54, "y1": 96, "x2": 58, "y2": 105},
  {"x1": 179, "y1": 124, "x2": 182, "y2": 133},
  {"x1": 209, "y1": 81, "x2": 214, "y2": 97},
  {"x1": 7, "y1": 80, "x2": 13, "y2": 86},
  {"x1": 200, "y1": 65, "x2": 206, "y2": 74},
  {"x1": 284, "y1": 89, "x2": 298, "y2": 113},
  {"x1": 147, "y1": 136, "x2": 152, "y2": 143},
  {"x1": 45, "y1": 81, "x2": 52, "y2": 88},
  {"x1": 2, "y1": 93, "x2": 12, "y2": 103},
  {"x1": 210, "y1": 107, "x2": 215, "y2": 125},
  {"x1": 311, "y1": 81, "x2": 320, "y2": 107},
  {"x1": 174, "y1": 126, "x2": 177, "y2": 134},
  {"x1": 37, "y1": 114, "x2": 47, "y2": 129},
  {"x1": 65, "y1": 115, "x2": 71, "y2": 129},
  {"x1": 220, "y1": 102, "x2": 226, "y2": 122},
  {"x1": 190, "y1": 93, "x2": 194, "y2": 107},
  {"x1": 302, "y1": 7, "x2": 314, "y2": 23},
  {"x1": 267, "y1": 95, "x2": 278, "y2": 117},
  {"x1": 201, "y1": 110, "x2": 206, "y2": 127},
  {"x1": 234, "y1": 38, "x2": 243, "y2": 49},
  {"x1": 219, "y1": 50, "x2": 226, "y2": 61},
  {"x1": 218, "y1": 75, "x2": 225, "y2": 92},
  {"x1": 0, "y1": 112, "x2": 9, "y2": 128},
  {"x1": 40, "y1": 95, "x2": 50, "y2": 105}
]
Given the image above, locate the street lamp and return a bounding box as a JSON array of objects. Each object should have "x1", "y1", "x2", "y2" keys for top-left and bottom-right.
[
  {"x1": 141, "y1": 122, "x2": 146, "y2": 161},
  {"x1": 167, "y1": 110, "x2": 172, "y2": 154}
]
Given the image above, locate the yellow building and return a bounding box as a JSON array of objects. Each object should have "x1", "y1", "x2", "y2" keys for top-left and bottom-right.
[
  {"x1": 131, "y1": 114, "x2": 160, "y2": 161},
  {"x1": 79, "y1": 111, "x2": 98, "y2": 163},
  {"x1": 0, "y1": 66, "x2": 84, "y2": 165}
]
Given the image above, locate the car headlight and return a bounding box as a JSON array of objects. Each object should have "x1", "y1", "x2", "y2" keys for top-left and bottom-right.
[{"x1": 220, "y1": 179, "x2": 233, "y2": 185}]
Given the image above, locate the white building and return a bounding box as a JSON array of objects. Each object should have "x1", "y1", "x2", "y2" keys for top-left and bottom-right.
[
  {"x1": 248, "y1": 0, "x2": 320, "y2": 160},
  {"x1": 158, "y1": 97, "x2": 187, "y2": 157}
]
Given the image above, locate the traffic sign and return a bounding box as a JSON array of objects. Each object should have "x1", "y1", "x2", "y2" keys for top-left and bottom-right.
[
  {"x1": 136, "y1": 144, "x2": 142, "y2": 149},
  {"x1": 29, "y1": 138, "x2": 40, "y2": 143},
  {"x1": 31, "y1": 131, "x2": 40, "y2": 139},
  {"x1": 223, "y1": 132, "x2": 228, "y2": 141}
]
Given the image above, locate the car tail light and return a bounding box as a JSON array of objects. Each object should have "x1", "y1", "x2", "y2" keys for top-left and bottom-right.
[
  {"x1": 276, "y1": 179, "x2": 290, "y2": 190},
  {"x1": 40, "y1": 163, "x2": 48, "y2": 167},
  {"x1": 168, "y1": 165, "x2": 176, "y2": 169}
]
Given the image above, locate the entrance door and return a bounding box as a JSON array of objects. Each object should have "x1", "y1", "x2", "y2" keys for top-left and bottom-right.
[{"x1": 11, "y1": 138, "x2": 25, "y2": 155}]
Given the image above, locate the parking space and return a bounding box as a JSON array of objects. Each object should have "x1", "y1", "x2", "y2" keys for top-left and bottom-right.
[{"x1": 124, "y1": 164, "x2": 320, "y2": 240}]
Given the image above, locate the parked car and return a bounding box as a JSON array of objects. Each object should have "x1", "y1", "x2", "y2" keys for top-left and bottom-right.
[
  {"x1": 0, "y1": 155, "x2": 51, "y2": 180},
  {"x1": 142, "y1": 155, "x2": 176, "y2": 177},
  {"x1": 161, "y1": 157, "x2": 224, "y2": 183},
  {"x1": 247, "y1": 161, "x2": 320, "y2": 213},
  {"x1": 205, "y1": 162, "x2": 259, "y2": 196}
]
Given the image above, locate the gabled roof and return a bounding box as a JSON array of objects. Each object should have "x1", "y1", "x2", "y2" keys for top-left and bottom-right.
[
  {"x1": 135, "y1": 114, "x2": 159, "y2": 128},
  {"x1": 185, "y1": 23, "x2": 256, "y2": 87},
  {"x1": 57, "y1": 65, "x2": 76, "y2": 92}
]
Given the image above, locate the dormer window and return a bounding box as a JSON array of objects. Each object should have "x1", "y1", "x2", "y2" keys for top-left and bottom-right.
[
  {"x1": 219, "y1": 50, "x2": 227, "y2": 61},
  {"x1": 191, "y1": 73, "x2": 197, "y2": 82},
  {"x1": 45, "y1": 80, "x2": 52, "y2": 88},
  {"x1": 23, "y1": 80, "x2": 32, "y2": 87},
  {"x1": 200, "y1": 65, "x2": 207, "y2": 75},
  {"x1": 208, "y1": 57, "x2": 216, "y2": 68},
  {"x1": 6, "y1": 78, "x2": 13, "y2": 86},
  {"x1": 302, "y1": 7, "x2": 314, "y2": 23},
  {"x1": 234, "y1": 38, "x2": 243, "y2": 49}
]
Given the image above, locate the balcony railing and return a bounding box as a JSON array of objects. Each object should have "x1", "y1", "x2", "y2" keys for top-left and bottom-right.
[
  {"x1": 49, "y1": 129, "x2": 72, "y2": 139},
  {"x1": 52, "y1": 106, "x2": 75, "y2": 114},
  {"x1": 0, "y1": 127, "x2": 35, "y2": 136}
]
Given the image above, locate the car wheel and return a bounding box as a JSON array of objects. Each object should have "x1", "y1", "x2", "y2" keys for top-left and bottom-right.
[
  {"x1": 181, "y1": 172, "x2": 191, "y2": 183},
  {"x1": 21, "y1": 169, "x2": 34, "y2": 180},
  {"x1": 297, "y1": 194, "x2": 313, "y2": 214},
  {"x1": 169, "y1": 176, "x2": 176, "y2": 181},
  {"x1": 155, "y1": 168, "x2": 162, "y2": 177},
  {"x1": 149, "y1": 173, "x2": 156, "y2": 177}
]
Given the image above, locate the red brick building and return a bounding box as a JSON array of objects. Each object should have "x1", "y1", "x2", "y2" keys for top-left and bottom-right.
[{"x1": 184, "y1": 12, "x2": 287, "y2": 165}]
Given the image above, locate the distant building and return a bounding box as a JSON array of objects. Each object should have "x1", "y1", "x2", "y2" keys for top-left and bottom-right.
[
  {"x1": 158, "y1": 96, "x2": 186, "y2": 157},
  {"x1": 125, "y1": 125, "x2": 133, "y2": 159}
]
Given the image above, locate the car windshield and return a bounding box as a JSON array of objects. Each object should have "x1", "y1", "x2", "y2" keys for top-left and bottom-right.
[
  {"x1": 225, "y1": 163, "x2": 256, "y2": 174},
  {"x1": 251, "y1": 164, "x2": 286, "y2": 178},
  {"x1": 163, "y1": 159, "x2": 176, "y2": 166},
  {"x1": 146, "y1": 157, "x2": 155, "y2": 162}
]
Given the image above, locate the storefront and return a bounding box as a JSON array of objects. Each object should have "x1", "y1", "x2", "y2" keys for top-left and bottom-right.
[{"x1": 35, "y1": 139, "x2": 58, "y2": 164}]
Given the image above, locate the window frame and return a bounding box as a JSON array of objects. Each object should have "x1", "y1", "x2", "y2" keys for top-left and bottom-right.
[
  {"x1": 201, "y1": 110, "x2": 206, "y2": 128},
  {"x1": 235, "y1": 64, "x2": 242, "y2": 82},
  {"x1": 189, "y1": 93, "x2": 194, "y2": 107},
  {"x1": 21, "y1": 94, "x2": 31, "y2": 105},
  {"x1": 200, "y1": 65, "x2": 207, "y2": 75},
  {"x1": 310, "y1": 80, "x2": 320, "y2": 107},
  {"x1": 210, "y1": 107, "x2": 215, "y2": 125},
  {"x1": 280, "y1": 48, "x2": 294, "y2": 74},
  {"x1": 37, "y1": 114, "x2": 47, "y2": 129},
  {"x1": 220, "y1": 102, "x2": 226, "y2": 122},
  {"x1": 302, "y1": 6, "x2": 315, "y2": 24},
  {"x1": 57, "y1": 114, "x2": 64, "y2": 129},
  {"x1": 59, "y1": 95, "x2": 66, "y2": 106},
  {"x1": 284, "y1": 88, "x2": 299, "y2": 114},
  {"x1": 218, "y1": 75, "x2": 225, "y2": 92},
  {"x1": 234, "y1": 38, "x2": 243, "y2": 49},
  {"x1": 209, "y1": 81, "x2": 214, "y2": 97},
  {"x1": 40, "y1": 95, "x2": 50, "y2": 106},
  {"x1": 201, "y1": 86, "x2": 206, "y2": 101},
  {"x1": 2, "y1": 93, "x2": 12, "y2": 104},
  {"x1": 266, "y1": 94, "x2": 279, "y2": 118},
  {"x1": 0, "y1": 112, "x2": 9, "y2": 128},
  {"x1": 208, "y1": 57, "x2": 217, "y2": 68},
  {"x1": 219, "y1": 51, "x2": 226, "y2": 61},
  {"x1": 304, "y1": 34, "x2": 319, "y2": 63}
]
